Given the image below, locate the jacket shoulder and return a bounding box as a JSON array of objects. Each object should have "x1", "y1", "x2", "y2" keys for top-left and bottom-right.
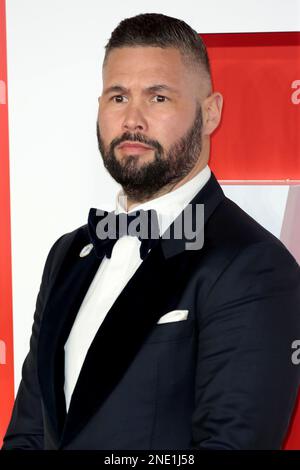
[
  {"x1": 198, "y1": 196, "x2": 300, "y2": 299},
  {"x1": 208, "y1": 196, "x2": 294, "y2": 257},
  {"x1": 44, "y1": 223, "x2": 89, "y2": 284}
]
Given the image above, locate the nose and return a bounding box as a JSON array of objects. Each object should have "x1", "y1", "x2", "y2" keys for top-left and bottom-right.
[{"x1": 122, "y1": 103, "x2": 148, "y2": 133}]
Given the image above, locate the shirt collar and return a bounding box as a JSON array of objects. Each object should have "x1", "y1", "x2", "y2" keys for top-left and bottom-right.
[{"x1": 115, "y1": 165, "x2": 211, "y2": 236}]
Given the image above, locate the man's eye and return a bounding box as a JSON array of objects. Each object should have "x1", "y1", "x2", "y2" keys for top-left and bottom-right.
[
  {"x1": 152, "y1": 95, "x2": 168, "y2": 103},
  {"x1": 111, "y1": 95, "x2": 128, "y2": 103}
]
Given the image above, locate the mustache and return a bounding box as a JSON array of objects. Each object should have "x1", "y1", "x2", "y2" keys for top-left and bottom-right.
[{"x1": 110, "y1": 132, "x2": 163, "y2": 153}]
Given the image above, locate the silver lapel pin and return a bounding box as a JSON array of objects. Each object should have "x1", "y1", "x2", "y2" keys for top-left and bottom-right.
[{"x1": 79, "y1": 243, "x2": 93, "y2": 257}]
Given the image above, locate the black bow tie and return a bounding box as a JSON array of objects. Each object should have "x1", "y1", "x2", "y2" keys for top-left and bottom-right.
[{"x1": 87, "y1": 207, "x2": 160, "y2": 260}]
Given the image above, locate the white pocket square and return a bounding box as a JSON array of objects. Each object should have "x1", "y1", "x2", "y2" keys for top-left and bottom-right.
[{"x1": 157, "y1": 309, "x2": 189, "y2": 324}]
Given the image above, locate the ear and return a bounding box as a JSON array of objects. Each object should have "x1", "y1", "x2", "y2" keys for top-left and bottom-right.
[{"x1": 202, "y1": 92, "x2": 223, "y2": 136}]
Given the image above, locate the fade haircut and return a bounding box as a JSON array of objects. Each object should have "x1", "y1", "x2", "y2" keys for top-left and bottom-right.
[{"x1": 103, "y1": 13, "x2": 212, "y2": 95}]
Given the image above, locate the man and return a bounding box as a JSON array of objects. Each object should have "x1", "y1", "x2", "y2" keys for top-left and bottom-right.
[{"x1": 2, "y1": 13, "x2": 300, "y2": 450}]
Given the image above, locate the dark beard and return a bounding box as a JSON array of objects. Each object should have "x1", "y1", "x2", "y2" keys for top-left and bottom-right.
[{"x1": 96, "y1": 103, "x2": 203, "y2": 201}]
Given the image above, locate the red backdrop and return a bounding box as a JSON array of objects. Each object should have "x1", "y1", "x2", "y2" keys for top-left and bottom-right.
[
  {"x1": 203, "y1": 32, "x2": 300, "y2": 183},
  {"x1": 0, "y1": 0, "x2": 15, "y2": 448}
]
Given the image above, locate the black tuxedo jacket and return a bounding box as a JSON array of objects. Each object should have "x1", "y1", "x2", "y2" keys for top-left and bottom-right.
[{"x1": 2, "y1": 172, "x2": 300, "y2": 450}]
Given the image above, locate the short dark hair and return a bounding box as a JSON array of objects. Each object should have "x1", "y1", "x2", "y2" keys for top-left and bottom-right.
[{"x1": 103, "y1": 13, "x2": 212, "y2": 93}]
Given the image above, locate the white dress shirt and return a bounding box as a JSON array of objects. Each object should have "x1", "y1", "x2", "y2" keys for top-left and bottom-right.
[{"x1": 64, "y1": 164, "x2": 211, "y2": 411}]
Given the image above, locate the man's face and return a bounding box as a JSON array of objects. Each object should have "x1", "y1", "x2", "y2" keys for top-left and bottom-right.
[{"x1": 97, "y1": 46, "x2": 205, "y2": 200}]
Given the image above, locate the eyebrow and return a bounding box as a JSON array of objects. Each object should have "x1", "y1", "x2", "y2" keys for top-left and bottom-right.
[{"x1": 103, "y1": 84, "x2": 179, "y2": 96}]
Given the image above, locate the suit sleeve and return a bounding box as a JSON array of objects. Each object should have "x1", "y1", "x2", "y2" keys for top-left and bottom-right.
[
  {"x1": 1, "y1": 234, "x2": 65, "y2": 450},
  {"x1": 191, "y1": 240, "x2": 300, "y2": 450}
]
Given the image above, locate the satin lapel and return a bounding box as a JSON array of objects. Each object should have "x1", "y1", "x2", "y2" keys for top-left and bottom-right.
[{"x1": 37, "y1": 227, "x2": 103, "y2": 440}]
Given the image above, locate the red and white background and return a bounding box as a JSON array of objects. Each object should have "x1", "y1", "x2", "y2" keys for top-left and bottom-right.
[{"x1": 0, "y1": 0, "x2": 300, "y2": 448}]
